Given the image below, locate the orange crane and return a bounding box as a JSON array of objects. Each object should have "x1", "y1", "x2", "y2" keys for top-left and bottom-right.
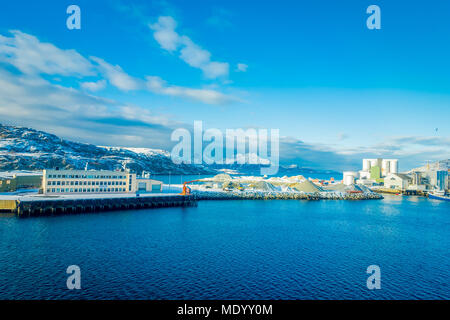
[{"x1": 180, "y1": 180, "x2": 202, "y2": 195}]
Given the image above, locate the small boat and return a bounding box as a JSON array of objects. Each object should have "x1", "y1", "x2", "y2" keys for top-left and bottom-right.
[{"x1": 428, "y1": 191, "x2": 450, "y2": 202}]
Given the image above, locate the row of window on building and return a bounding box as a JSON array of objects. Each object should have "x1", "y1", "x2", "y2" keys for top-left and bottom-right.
[
  {"x1": 47, "y1": 187, "x2": 127, "y2": 193},
  {"x1": 47, "y1": 174, "x2": 127, "y2": 179},
  {"x1": 47, "y1": 180, "x2": 126, "y2": 186}
]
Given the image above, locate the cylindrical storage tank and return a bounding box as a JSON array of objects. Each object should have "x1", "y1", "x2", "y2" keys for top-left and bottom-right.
[
  {"x1": 370, "y1": 159, "x2": 378, "y2": 168},
  {"x1": 381, "y1": 160, "x2": 390, "y2": 176},
  {"x1": 343, "y1": 171, "x2": 358, "y2": 186},
  {"x1": 363, "y1": 159, "x2": 371, "y2": 172},
  {"x1": 390, "y1": 160, "x2": 398, "y2": 173}
]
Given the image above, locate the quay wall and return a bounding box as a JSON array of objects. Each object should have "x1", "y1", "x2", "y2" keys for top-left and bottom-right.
[
  {"x1": 0, "y1": 195, "x2": 196, "y2": 217},
  {"x1": 374, "y1": 188, "x2": 427, "y2": 196},
  {"x1": 1, "y1": 191, "x2": 383, "y2": 217}
]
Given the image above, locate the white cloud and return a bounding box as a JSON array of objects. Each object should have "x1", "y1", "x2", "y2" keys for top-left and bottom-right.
[
  {"x1": 81, "y1": 80, "x2": 107, "y2": 92},
  {"x1": 149, "y1": 16, "x2": 229, "y2": 79},
  {"x1": 89, "y1": 55, "x2": 233, "y2": 104},
  {"x1": 0, "y1": 30, "x2": 94, "y2": 76},
  {"x1": 0, "y1": 68, "x2": 176, "y2": 148},
  {"x1": 179, "y1": 37, "x2": 211, "y2": 67},
  {"x1": 146, "y1": 76, "x2": 234, "y2": 105},
  {"x1": 90, "y1": 55, "x2": 233, "y2": 104},
  {"x1": 149, "y1": 16, "x2": 180, "y2": 51},
  {"x1": 203, "y1": 62, "x2": 230, "y2": 79},
  {"x1": 90, "y1": 57, "x2": 142, "y2": 91},
  {"x1": 236, "y1": 63, "x2": 248, "y2": 72},
  {"x1": 0, "y1": 30, "x2": 237, "y2": 107}
]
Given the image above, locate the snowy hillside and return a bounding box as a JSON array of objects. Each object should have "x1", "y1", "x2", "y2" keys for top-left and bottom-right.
[{"x1": 0, "y1": 124, "x2": 213, "y2": 174}]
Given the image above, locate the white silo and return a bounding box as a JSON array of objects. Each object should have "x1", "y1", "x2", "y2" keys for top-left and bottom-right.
[
  {"x1": 390, "y1": 160, "x2": 398, "y2": 173},
  {"x1": 370, "y1": 159, "x2": 379, "y2": 168},
  {"x1": 343, "y1": 171, "x2": 358, "y2": 186},
  {"x1": 362, "y1": 159, "x2": 371, "y2": 172},
  {"x1": 381, "y1": 159, "x2": 390, "y2": 176}
]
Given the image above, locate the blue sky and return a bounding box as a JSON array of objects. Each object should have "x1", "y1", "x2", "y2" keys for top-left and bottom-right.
[{"x1": 0, "y1": 0, "x2": 449, "y2": 170}]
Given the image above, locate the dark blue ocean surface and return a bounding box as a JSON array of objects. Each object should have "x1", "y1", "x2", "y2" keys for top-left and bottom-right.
[{"x1": 0, "y1": 195, "x2": 449, "y2": 299}]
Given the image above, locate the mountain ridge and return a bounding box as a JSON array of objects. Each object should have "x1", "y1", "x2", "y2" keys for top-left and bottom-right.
[
  {"x1": 0, "y1": 123, "x2": 213, "y2": 174},
  {"x1": 0, "y1": 123, "x2": 343, "y2": 177}
]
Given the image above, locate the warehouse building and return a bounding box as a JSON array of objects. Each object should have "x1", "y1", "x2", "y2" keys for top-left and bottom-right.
[
  {"x1": 42, "y1": 169, "x2": 162, "y2": 195},
  {"x1": 0, "y1": 172, "x2": 42, "y2": 193},
  {"x1": 384, "y1": 173, "x2": 412, "y2": 191}
]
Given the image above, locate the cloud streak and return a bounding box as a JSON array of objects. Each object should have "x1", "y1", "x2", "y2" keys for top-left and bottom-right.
[
  {"x1": 149, "y1": 16, "x2": 229, "y2": 79},
  {"x1": 236, "y1": 63, "x2": 248, "y2": 72},
  {"x1": 81, "y1": 79, "x2": 107, "y2": 92},
  {"x1": 146, "y1": 76, "x2": 235, "y2": 104},
  {"x1": 91, "y1": 56, "x2": 141, "y2": 91},
  {"x1": 0, "y1": 68, "x2": 177, "y2": 148},
  {"x1": 0, "y1": 30, "x2": 235, "y2": 105},
  {"x1": 0, "y1": 30, "x2": 94, "y2": 76}
]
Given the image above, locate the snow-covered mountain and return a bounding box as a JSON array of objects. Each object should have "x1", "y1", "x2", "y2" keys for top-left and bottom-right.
[
  {"x1": 0, "y1": 124, "x2": 214, "y2": 174},
  {"x1": 0, "y1": 123, "x2": 343, "y2": 177}
]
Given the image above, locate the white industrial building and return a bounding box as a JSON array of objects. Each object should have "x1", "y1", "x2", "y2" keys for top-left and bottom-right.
[
  {"x1": 343, "y1": 158, "x2": 399, "y2": 186},
  {"x1": 361, "y1": 158, "x2": 398, "y2": 178},
  {"x1": 343, "y1": 171, "x2": 359, "y2": 186},
  {"x1": 42, "y1": 169, "x2": 162, "y2": 195},
  {"x1": 384, "y1": 173, "x2": 412, "y2": 191}
]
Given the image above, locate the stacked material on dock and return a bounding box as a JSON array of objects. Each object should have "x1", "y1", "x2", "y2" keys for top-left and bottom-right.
[
  {"x1": 192, "y1": 190, "x2": 383, "y2": 201},
  {"x1": 247, "y1": 181, "x2": 277, "y2": 192},
  {"x1": 290, "y1": 180, "x2": 323, "y2": 193}
]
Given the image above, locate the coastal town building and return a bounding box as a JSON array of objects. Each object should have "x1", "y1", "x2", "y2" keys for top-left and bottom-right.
[
  {"x1": 407, "y1": 161, "x2": 449, "y2": 192},
  {"x1": 42, "y1": 169, "x2": 162, "y2": 195},
  {"x1": 436, "y1": 170, "x2": 449, "y2": 191},
  {"x1": 384, "y1": 173, "x2": 412, "y2": 191},
  {"x1": 0, "y1": 172, "x2": 42, "y2": 193},
  {"x1": 136, "y1": 171, "x2": 164, "y2": 193}
]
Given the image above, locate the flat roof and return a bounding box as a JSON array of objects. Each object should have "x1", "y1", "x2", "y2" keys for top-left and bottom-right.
[{"x1": 0, "y1": 171, "x2": 43, "y2": 179}]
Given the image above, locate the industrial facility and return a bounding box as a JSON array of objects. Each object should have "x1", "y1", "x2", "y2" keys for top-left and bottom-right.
[
  {"x1": 343, "y1": 158, "x2": 398, "y2": 186},
  {"x1": 343, "y1": 158, "x2": 449, "y2": 194}
]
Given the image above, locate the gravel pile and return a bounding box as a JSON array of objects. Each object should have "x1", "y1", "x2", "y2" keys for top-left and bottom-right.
[{"x1": 192, "y1": 190, "x2": 383, "y2": 201}]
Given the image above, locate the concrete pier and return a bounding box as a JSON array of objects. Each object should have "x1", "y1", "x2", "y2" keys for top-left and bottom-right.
[{"x1": 0, "y1": 194, "x2": 196, "y2": 217}]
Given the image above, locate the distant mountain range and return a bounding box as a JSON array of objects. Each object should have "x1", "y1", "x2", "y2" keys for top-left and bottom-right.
[{"x1": 0, "y1": 123, "x2": 340, "y2": 177}]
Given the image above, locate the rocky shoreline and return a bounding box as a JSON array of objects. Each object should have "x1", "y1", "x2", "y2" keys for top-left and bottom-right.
[{"x1": 192, "y1": 190, "x2": 383, "y2": 201}]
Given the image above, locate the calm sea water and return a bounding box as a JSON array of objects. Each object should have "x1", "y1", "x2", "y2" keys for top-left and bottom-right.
[{"x1": 0, "y1": 195, "x2": 449, "y2": 300}]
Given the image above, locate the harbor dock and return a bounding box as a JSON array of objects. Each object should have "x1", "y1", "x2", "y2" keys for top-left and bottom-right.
[{"x1": 0, "y1": 193, "x2": 197, "y2": 217}]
